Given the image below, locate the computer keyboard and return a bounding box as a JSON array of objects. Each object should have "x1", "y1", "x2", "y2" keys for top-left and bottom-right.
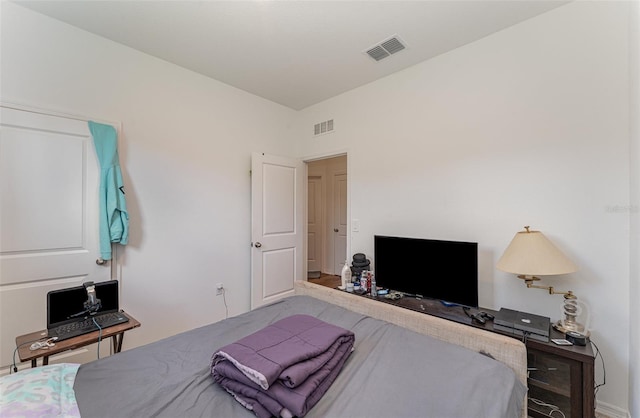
[{"x1": 50, "y1": 312, "x2": 129, "y2": 341}]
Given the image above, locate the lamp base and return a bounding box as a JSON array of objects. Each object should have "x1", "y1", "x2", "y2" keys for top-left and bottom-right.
[{"x1": 552, "y1": 320, "x2": 590, "y2": 337}]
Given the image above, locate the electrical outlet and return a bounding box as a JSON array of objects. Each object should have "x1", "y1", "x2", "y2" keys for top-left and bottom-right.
[{"x1": 216, "y1": 283, "x2": 224, "y2": 296}]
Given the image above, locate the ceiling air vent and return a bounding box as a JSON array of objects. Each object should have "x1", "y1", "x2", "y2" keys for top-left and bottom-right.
[
  {"x1": 313, "y1": 119, "x2": 334, "y2": 137},
  {"x1": 366, "y1": 46, "x2": 390, "y2": 62},
  {"x1": 365, "y1": 35, "x2": 407, "y2": 62}
]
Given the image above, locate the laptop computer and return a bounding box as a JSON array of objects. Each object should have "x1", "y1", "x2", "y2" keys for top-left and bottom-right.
[
  {"x1": 47, "y1": 280, "x2": 129, "y2": 341},
  {"x1": 493, "y1": 307, "x2": 550, "y2": 342}
]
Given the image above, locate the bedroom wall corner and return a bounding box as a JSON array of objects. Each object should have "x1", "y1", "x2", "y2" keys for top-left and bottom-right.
[{"x1": 0, "y1": 2, "x2": 297, "y2": 351}]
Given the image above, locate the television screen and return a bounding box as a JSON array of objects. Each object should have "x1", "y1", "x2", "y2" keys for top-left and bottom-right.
[{"x1": 374, "y1": 235, "x2": 478, "y2": 307}]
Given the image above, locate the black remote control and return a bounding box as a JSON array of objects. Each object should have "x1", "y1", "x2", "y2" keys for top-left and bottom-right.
[
  {"x1": 471, "y1": 313, "x2": 486, "y2": 324},
  {"x1": 479, "y1": 312, "x2": 494, "y2": 321}
]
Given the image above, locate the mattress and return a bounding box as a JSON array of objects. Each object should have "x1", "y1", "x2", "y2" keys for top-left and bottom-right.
[{"x1": 74, "y1": 295, "x2": 526, "y2": 417}]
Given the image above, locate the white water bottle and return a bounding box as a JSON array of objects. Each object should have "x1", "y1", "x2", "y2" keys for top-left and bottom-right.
[{"x1": 340, "y1": 260, "x2": 351, "y2": 290}]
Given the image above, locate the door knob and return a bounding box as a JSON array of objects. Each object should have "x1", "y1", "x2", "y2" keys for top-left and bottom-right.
[
  {"x1": 334, "y1": 228, "x2": 339, "y2": 232},
  {"x1": 254, "y1": 242, "x2": 262, "y2": 248}
]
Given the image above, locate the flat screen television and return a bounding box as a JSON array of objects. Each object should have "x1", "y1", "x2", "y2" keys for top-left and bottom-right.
[{"x1": 374, "y1": 235, "x2": 478, "y2": 308}]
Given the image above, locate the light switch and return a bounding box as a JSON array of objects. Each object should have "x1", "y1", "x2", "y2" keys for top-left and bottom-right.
[{"x1": 352, "y1": 219, "x2": 360, "y2": 232}]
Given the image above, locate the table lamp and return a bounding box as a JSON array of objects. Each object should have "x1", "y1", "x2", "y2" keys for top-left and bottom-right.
[{"x1": 497, "y1": 226, "x2": 589, "y2": 335}]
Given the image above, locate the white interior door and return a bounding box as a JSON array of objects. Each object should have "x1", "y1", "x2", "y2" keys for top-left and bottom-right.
[
  {"x1": 333, "y1": 173, "x2": 348, "y2": 273},
  {"x1": 0, "y1": 106, "x2": 111, "y2": 372},
  {"x1": 251, "y1": 152, "x2": 304, "y2": 309},
  {"x1": 307, "y1": 176, "x2": 323, "y2": 273}
]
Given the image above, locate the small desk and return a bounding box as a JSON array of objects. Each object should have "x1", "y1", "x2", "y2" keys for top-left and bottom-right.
[{"x1": 16, "y1": 313, "x2": 141, "y2": 368}]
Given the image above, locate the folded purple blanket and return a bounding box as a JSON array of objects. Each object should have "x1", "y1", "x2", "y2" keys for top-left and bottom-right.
[
  {"x1": 211, "y1": 314, "x2": 355, "y2": 389},
  {"x1": 211, "y1": 315, "x2": 355, "y2": 418}
]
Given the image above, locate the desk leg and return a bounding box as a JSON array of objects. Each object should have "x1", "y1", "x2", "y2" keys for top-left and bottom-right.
[
  {"x1": 111, "y1": 333, "x2": 125, "y2": 353},
  {"x1": 42, "y1": 356, "x2": 49, "y2": 366},
  {"x1": 31, "y1": 359, "x2": 37, "y2": 368}
]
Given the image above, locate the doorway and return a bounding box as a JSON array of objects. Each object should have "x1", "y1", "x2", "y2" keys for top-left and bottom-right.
[{"x1": 306, "y1": 155, "x2": 347, "y2": 279}]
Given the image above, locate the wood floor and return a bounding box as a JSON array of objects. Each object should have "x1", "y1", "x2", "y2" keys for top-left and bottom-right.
[{"x1": 308, "y1": 273, "x2": 340, "y2": 288}]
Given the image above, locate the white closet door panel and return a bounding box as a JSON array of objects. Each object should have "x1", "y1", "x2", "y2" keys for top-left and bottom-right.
[{"x1": 0, "y1": 106, "x2": 110, "y2": 372}]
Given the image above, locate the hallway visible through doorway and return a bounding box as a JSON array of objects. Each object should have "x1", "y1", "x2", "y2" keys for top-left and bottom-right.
[{"x1": 306, "y1": 155, "x2": 347, "y2": 279}]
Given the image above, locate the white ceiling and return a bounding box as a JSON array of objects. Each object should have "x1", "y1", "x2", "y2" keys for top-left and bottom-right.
[{"x1": 15, "y1": 1, "x2": 569, "y2": 110}]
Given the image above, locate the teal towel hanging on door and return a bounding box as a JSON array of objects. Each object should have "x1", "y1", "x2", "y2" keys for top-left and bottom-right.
[{"x1": 89, "y1": 121, "x2": 129, "y2": 260}]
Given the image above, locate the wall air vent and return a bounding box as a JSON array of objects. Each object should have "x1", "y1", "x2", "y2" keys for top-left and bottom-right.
[
  {"x1": 365, "y1": 35, "x2": 407, "y2": 62},
  {"x1": 313, "y1": 119, "x2": 334, "y2": 137}
]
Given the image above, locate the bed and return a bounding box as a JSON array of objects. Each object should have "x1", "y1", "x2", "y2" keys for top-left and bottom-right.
[{"x1": 3, "y1": 281, "x2": 528, "y2": 418}]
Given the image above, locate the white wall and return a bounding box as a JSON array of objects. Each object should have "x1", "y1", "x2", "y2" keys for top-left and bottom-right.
[
  {"x1": 295, "y1": 2, "x2": 632, "y2": 414},
  {"x1": 629, "y1": 1, "x2": 640, "y2": 416},
  {"x1": 1, "y1": 2, "x2": 296, "y2": 348}
]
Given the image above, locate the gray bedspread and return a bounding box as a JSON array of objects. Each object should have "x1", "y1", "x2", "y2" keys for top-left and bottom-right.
[{"x1": 74, "y1": 295, "x2": 526, "y2": 418}]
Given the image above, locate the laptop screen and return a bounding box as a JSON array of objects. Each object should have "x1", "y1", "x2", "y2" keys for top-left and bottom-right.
[{"x1": 47, "y1": 280, "x2": 120, "y2": 329}]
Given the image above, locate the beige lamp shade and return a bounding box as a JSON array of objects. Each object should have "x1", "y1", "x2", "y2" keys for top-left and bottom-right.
[{"x1": 496, "y1": 228, "x2": 578, "y2": 276}]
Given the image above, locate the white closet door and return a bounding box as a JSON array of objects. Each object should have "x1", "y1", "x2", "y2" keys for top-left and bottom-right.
[
  {"x1": 0, "y1": 106, "x2": 110, "y2": 372},
  {"x1": 307, "y1": 175, "x2": 323, "y2": 273},
  {"x1": 332, "y1": 173, "x2": 348, "y2": 274}
]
